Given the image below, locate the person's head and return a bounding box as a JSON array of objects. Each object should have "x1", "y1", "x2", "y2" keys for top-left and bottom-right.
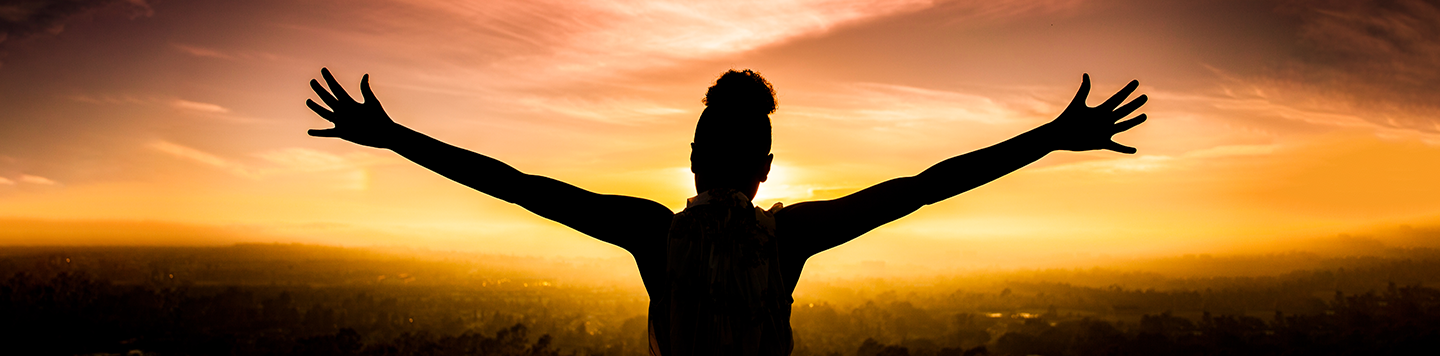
[{"x1": 691, "y1": 69, "x2": 775, "y2": 200}]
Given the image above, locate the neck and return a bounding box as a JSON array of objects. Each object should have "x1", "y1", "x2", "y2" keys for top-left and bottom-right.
[{"x1": 694, "y1": 176, "x2": 760, "y2": 201}]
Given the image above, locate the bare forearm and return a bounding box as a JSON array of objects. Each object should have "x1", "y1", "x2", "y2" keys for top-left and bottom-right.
[
  {"x1": 380, "y1": 125, "x2": 671, "y2": 251},
  {"x1": 911, "y1": 126, "x2": 1056, "y2": 204},
  {"x1": 385, "y1": 126, "x2": 534, "y2": 203}
]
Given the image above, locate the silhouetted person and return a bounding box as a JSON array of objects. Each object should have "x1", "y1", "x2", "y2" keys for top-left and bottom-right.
[{"x1": 304, "y1": 68, "x2": 1147, "y2": 356}]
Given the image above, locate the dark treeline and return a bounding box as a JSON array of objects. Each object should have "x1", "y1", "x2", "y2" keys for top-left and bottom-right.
[
  {"x1": 0, "y1": 270, "x2": 649, "y2": 355},
  {"x1": 0, "y1": 244, "x2": 641, "y2": 288},
  {"x1": 792, "y1": 283, "x2": 1440, "y2": 356},
  {"x1": 4, "y1": 245, "x2": 1440, "y2": 355}
]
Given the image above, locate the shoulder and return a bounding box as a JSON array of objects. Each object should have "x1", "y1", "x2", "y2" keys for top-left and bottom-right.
[{"x1": 754, "y1": 202, "x2": 782, "y2": 233}]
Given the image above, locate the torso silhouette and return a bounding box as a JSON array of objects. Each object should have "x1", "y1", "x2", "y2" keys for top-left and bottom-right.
[{"x1": 653, "y1": 189, "x2": 791, "y2": 355}]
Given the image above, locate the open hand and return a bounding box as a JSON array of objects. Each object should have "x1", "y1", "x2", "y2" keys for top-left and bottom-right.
[
  {"x1": 1040, "y1": 74, "x2": 1148, "y2": 154},
  {"x1": 306, "y1": 68, "x2": 404, "y2": 149}
]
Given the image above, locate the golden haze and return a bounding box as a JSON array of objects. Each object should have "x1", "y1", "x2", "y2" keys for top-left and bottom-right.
[{"x1": 1, "y1": 0, "x2": 1439, "y2": 270}]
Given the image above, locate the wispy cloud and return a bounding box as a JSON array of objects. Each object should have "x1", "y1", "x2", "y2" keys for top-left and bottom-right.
[
  {"x1": 0, "y1": 174, "x2": 60, "y2": 185},
  {"x1": 365, "y1": 0, "x2": 936, "y2": 85},
  {"x1": 170, "y1": 99, "x2": 231, "y2": 114},
  {"x1": 149, "y1": 141, "x2": 260, "y2": 178},
  {"x1": 149, "y1": 141, "x2": 396, "y2": 189},
  {"x1": 71, "y1": 94, "x2": 254, "y2": 121},
  {"x1": 18, "y1": 174, "x2": 57, "y2": 185},
  {"x1": 170, "y1": 43, "x2": 232, "y2": 59},
  {"x1": 168, "y1": 42, "x2": 287, "y2": 61},
  {"x1": 252, "y1": 147, "x2": 393, "y2": 173},
  {"x1": 557, "y1": 0, "x2": 935, "y2": 58},
  {"x1": 1264, "y1": 0, "x2": 1440, "y2": 132},
  {"x1": 786, "y1": 82, "x2": 1036, "y2": 126},
  {"x1": 0, "y1": 0, "x2": 151, "y2": 47},
  {"x1": 403, "y1": 0, "x2": 933, "y2": 57},
  {"x1": 1185, "y1": 69, "x2": 1440, "y2": 144},
  {"x1": 933, "y1": 0, "x2": 1087, "y2": 25},
  {"x1": 517, "y1": 95, "x2": 688, "y2": 125}
]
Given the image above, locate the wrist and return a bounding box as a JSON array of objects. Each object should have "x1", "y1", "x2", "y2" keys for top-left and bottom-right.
[
  {"x1": 1024, "y1": 122, "x2": 1065, "y2": 152},
  {"x1": 377, "y1": 123, "x2": 421, "y2": 150}
]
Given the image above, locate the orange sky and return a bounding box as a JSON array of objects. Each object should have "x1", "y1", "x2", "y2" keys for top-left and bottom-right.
[{"x1": 1, "y1": 0, "x2": 1439, "y2": 268}]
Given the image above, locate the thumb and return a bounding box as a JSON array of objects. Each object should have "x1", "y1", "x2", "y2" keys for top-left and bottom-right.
[
  {"x1": 1105, "y1": 141, "x2": 1137, "y2": 154},
  {"x1": 309, "y1": 128, "x2": 342, "y2": 138}
]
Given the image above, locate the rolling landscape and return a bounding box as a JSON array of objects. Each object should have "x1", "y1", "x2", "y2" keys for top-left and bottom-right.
[{"x1": 5, "y1": 242, "x2": 1439, "y2": 355}]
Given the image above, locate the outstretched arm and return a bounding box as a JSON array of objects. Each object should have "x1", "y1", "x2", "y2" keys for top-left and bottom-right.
[
  {"x1": 304, "y1": 68, "x2": 673, "y2": 251},
  {"x1": 779, "y1": 74, "x2": 1148, "y2": 258}
]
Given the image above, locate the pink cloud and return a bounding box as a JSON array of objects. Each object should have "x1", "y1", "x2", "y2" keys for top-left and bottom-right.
[
  {"x1": 170, "y1": 43, "x2": 232, "y2": 59},
  {"x1": 376, "y1": 0, "x2": 938, "y2": 81},
  {"x1": 149, "y1": 141, "x2": 259, "y2": 178},
  {"x1": 18, "y1": 174, "x2": 57, "y2": 185},
  {"x1": 170, "y1": 99, "x2": 231, "y2": 114}
]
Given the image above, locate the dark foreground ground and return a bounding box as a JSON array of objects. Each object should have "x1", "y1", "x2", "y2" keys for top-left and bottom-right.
[{"x1": 3, "y1": 245, "x2": 1439, "y2": 355}]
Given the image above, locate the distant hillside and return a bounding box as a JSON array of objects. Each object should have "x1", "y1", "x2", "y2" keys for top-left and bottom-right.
[{"x1": 0, "y1": 244, "x2": 643, "y2": 288}]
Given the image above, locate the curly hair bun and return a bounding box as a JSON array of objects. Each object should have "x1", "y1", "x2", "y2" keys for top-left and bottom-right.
[{"x1": 703, "y1": 69, "x2": 776, "y2": 115}]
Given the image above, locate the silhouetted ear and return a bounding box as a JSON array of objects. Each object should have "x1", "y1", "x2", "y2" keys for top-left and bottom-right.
[{"x1": 758, "y1": 153, "x2": 774, "y2": 182}]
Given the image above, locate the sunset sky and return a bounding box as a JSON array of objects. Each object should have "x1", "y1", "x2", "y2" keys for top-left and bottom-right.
[{"x1": 2, "y1": 0, "x2": 1438, "y2": 268}]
